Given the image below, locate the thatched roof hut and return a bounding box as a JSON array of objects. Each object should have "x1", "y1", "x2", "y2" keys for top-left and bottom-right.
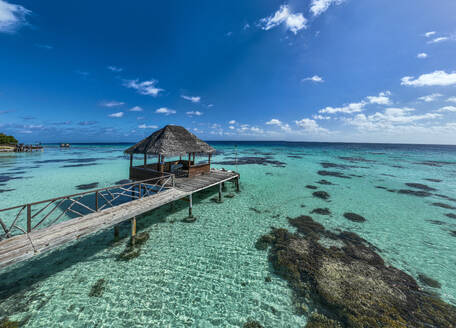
[{"x1": 125, "y1": 125, "x2": 215, "y2": 157}]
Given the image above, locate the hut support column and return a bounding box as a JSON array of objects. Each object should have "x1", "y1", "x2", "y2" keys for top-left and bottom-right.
[
  {"x1": 160, "y1": 156, "x2": 165, "y2": 174},
  {"x1": 131, "y1": 217, "x2": 136, "y2": 246},
  {"x1": 188, "y1": 194, "x2": 193, "y2": 218},
  {"x1": 236, "y1": 177, "x2": 240, "y2": 192},
  {"x1": 114, "y1": 225, "x2": 119, "y2": 240},
  {"x1": 144, "y1": 154, "x2": 147, "y2": 168},
  {"x1": 130, "y1": 154, "x2": 133, "y2": 168},
  {"x1": 218, "y1": 183, "x2": 223, "y2": 203}
]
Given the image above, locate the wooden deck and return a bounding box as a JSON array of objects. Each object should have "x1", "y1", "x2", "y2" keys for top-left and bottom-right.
[{"x1": 0, "y1": 169, "x2": 239, "y2": 269}]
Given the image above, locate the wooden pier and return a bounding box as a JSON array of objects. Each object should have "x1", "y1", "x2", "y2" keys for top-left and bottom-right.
[{"x1": 0, "y1": 169, "x2": 240, "y2": 269}]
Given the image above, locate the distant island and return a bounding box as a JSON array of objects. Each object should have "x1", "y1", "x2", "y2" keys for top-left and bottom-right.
[{"x1": 0, "y1": 133, "x2": 18, "y2": 152}]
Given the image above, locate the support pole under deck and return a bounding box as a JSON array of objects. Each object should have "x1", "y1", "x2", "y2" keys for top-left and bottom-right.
[
  {"x1": 188, "y1": 194, "x2": 193, "y2": 218},
  {"x1": 131, "y1": 217, "x2": 136, "y2": 246},
  {"x1": 218, "y1": 183, "x2": 223, "y2": 203}
]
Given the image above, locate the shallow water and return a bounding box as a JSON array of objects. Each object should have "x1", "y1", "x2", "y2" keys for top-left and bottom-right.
[{"x1": 0, "y1": 142, "x2": 456, "y2": 327}]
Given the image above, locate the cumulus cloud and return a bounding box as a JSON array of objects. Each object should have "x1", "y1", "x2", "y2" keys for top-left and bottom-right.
[
  {"x1": 437, "y1": 106, "x2": 456, "y2": 113},
  {"x1": 260, "y1": 5, "x2": 307, "y2": 34},
  {"x1": 0, "y1": 0, "x2": 31, "y2": 33},
  {"x1": 181, "y1": 95, "x2": 201, "y2": 103},
  {"x1": 123, "y1": 79, "x2": 164, "y2": 96},
  {"x1": 186, "y1": 111, "x2": 203, "y2": 116},
  {"x1": 401, "y1": 71, "x2": 456, "y2": 87},
  {"x1": 108, "y1": 112, "x2": 124, "y2": 118},
  {"x1": 129, "y1": 106, "x2": 143, "y2": 112},
  {"x1": 447, "y1": 97, "x2": 456, "y2": 103},
  {"x1": 302, "y1": 75, "x2": 324, "y2": 83},
  {"x1": 229, "y1": 120, "x2": 236, "y2": 125},
  {"x1": 312, "y1": 114, "x2": 331, "y2": 120},
  {"x1": 428, "y1": 36, "x2": 449, "y2": 44},
  {"x1": 418, "y1": 93, "x2": 442, "y2": 102},
  {"x1": 155, "y1": 107, "x2": 176, "y2": 115},
  {"x1": 107, "y1": 66, "x2": 123, "y2": 72},
  {"x1": 344, "y1": 107, "x2": 441, "y2": 131},
  {"x1": 295, "y1": 118, "x2": 328, "y2": 133},
  {"x1": 417, "y1": 53, "x2": 428, "y2": 59},
  {"x1": 319, "y1": 91, "x2": 391, "y2": 115},
  {"x1": 101, "y1": 101, "x2": 125, "y2": 107},
  {"x1": 138, "y1": 124, "x2": 158, "y2": 129},
  {"x1": 310, "y1": 0, "x2": 344, "y2": 16},
  {"x1": 266, "y1": 119, "x2": 291, "y2": 131}
]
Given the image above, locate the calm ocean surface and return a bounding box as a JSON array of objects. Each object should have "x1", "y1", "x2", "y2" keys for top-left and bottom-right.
[{"x1": 1, "y1": 142, "x2": 456, "y2": 327}]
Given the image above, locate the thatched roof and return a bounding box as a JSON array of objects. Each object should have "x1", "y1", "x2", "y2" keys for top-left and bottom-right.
[{"x1": 124, "y1": 125, "x2": 215, "y2": 156}]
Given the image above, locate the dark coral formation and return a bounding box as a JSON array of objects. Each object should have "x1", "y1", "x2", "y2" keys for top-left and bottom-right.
[
  {"x1": 89, "y1": 279, "x2": 106, "y2": 297},
  {"x1": 116, "y1": 232, "x2": 149, "y2": 261},
  {"x1": 397, "y1": 190, "x2": 432, "y2": 197},
  {"x1": 432, "y1": 203, "x2": 456, "y2": 210},
  {"x1": 243, "y1": 320, "x2": 263, "y2": 328},
  {"x1": 261, "y1": 216, "x2": 456, "y2": 328},
  {"x1": 317, "y1": 180, "x2": 334, "y2": 185},
  {"x1": 425, "y1": 178, "x2": 442, "y2": 183},
  {"x1": 213, "y1": 156, "x2": 286, "y2": 167},
  {"x1": 312, "y1": 191, "x2": 330, "y2": 201},
  {"x1": 115, "y1": 179, "x2": 131, "y2": 185},
  {"x1": 405, "y1": 183, "x2": 436, "y2": 191},
  {"x1": 0, "y1": 317, "x2": 20, "y2": 328},
  {"x1": 75, "y1": 182, "x2": 99, "y2": 190},
  {"x1": 317, "y1": 171, "x2": 351, "y2": 179},
  {"x1": 343, "y1": 212, "x2": 366, "y2": 222},
  {"x1": 306, "y1": 185, "x2": 318, "y2": 190},
  {"x1": 445, "y1": 213, "x2": 456, "y2": 219},
  {"x1": 311, "y1": 208, "x2": 331, "y2": 216}
]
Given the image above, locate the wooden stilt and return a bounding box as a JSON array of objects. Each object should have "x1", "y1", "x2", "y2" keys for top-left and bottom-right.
[
  {"x1": 188, "y1": 194, "x2": 193, "y2": 218},
  {"x1": 131, "y1": 217, "x2": 136, "y2": 246},
  {"x1": 218, "y1": 183, "x2": 223, "y2": 202},
  {"x1": 236, "y1": 177, "x2": 240, "y2": 192},
  {"x1": 114, "y1": 225, "x2": 119, "y2": 240}
]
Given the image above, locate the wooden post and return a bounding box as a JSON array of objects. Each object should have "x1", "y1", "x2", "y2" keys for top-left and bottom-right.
[
  {"x1": 160, "y1": 156, "x2": 165, "y2": 174},
  {"x1": 27, "y1": 204, "x2": 31, "y2": 233},
  {"x1": 95, "y1": 191, "x2": 99, "y2": 211},
  {"x1": 131, "y1": 217, "x2": 136, "y2": 246},
  {"x1": 208, "y1": 154, "x2": 211, "y2": 165},
  {"x1": 188, "y1": 194, "x2": 193, "y2": 218},
  {"x1": 236, "y1": 177, "x2": 240, "y2": 192},
  {"x1": 188, "y1": 153, "x2": 191, "y2": 166},
  {"x1": 144, "y1": 154, "x2": 147, "y2": 167},
  {"x1": 114, "y1": 225, "x2": 119, "y2": 240},
  {"x1": 218, "y1": 183, "x2": 223, "y2": 203},
  {"x1": 139, "y1": 183, "x2": 142, "y2": 198},
  {"x1": 193, "y1": 152, "x2": 195, "y2": 163},
  {"x1": 130, "y1": 154, "x2": 133, "y2": 167}
]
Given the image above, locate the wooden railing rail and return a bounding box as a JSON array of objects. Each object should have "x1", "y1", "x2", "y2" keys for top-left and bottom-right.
[{"x1": 0, "y1": 173, "x2": 175, "y2": 239}]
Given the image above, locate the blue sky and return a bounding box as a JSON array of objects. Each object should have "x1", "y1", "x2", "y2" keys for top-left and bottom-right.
[{"x1": 1, "y1": 0, "x2": 456, "y2": 144}]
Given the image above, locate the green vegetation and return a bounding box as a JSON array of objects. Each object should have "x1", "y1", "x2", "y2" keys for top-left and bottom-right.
[{"x1": 0, "y1": 133, "x2": 18, "y2": 145}]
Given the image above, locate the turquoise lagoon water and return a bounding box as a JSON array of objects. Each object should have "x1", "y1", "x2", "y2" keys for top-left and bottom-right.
[{"x1": 0, "y1": 142, "x2": 456, "y2": 327}]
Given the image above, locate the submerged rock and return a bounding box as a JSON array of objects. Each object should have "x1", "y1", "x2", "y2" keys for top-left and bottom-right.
[
  {"x1": 264, "y1": 217, "x2": 456, "y2": 328},
  {"x1": 405, "y1": 183, "x2": 436, "y2": 191},
  {"x1": 311, "y1": 208, "x2": 331, "y2": 215},
  {"x1": 243, "y1": 320, "x2": 263, "y2": 328},
  {"x1": 432, "y1": 203, "x2": 456, "y2": 210},
  {"x1": 312, "y1": 191, "x2": 330, "y2": 201},
  {"x1": 115, "y1": 179, "x2": 131, "y2": 185},
  {"x1": 398, "y1": 190, "x2": 432, "y2": 197},
  {"x1": 418, "y1": 273, "x2": 441, "y2": 289},
  {"x1": 317, "y1": 171, "x2": 351, "y2": 179},
  {"x1": 306, "y1": 185, "x2": 318, "y2": 190},
  {"x1": 425, "y1": 178, "x2": 442, "y2": 183},
  {"x1": 445, "y1": 213, "x2": 456, "y2": 219},
  {"x1": 255, "y1": 234, "x2": 275, "y2": 250},
  {"x1": 75, "y1": 182, "x2": 99, "y2": 190},
  {"x1": 306, "y1": 313, "x2": 342, "y2": 328},
  {"x1": 343, "y1": 212, "x2": 366, "y2": 222},
  {"x1": 317, "y1": 179, "x2": 334, "y2": 185},
  {"x1": 0, "y1": 317, "x2": 20, "y2": 328},
  {"x1": 89, "y1": 279, "x2": 106, "y2": 297}
]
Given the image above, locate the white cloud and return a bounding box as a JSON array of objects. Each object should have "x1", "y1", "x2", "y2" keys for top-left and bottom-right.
[
  {"x1": 207, "y1": 104, "x2": 214, "y2": 108},
  {"x1": 101, "y1": 101, "x2": 125, "y2": 107},
  {"x1": 401, "y1": 71, "x2": 456, "y2": 87},
  {"x1": 345, "y1": 107, "x2": 441, "y2": 131},
  {"x1": 310, "y1": 0, "x2": 344, "y2": 17},
  {"x1": 155, "y1": 107, "x2": 176, "y2": 115},
  {"x1": 260, "y1": 5, "x2": 307, "y2": 34},
  {"x1": 312, "y1": 114, "x2": 331, "y2": 120},
  {"x1": 302, "y1": 75, "x2": 324, "y2": 83},
  {"x1": 418, "y1": 93, "x2": 442, "y2": 102},
  {"x1": 0, "y1": 0, "x2": 30, "y2": 33},
  {"x1": 295, "y1": 118, "x2": 328, "y2": 133},
  {"x1": 108, "y1": 112, "x2": 124, "y2": 118},
  {"x1": 266, "y1": 119, "x2": 291, "y2": 131},
  {"x1": 107, "y1": 66, "x2": 123, "y2": 72},
  {"x1": 138, "y1": 124, "x2": 158, "y2": 129},
  {"x1": 181, "y1": 95, "x2": 201, "y2": 103},
  {"x1": 186, "y1": 111, "x2": 203, "y2": 116},
  {"x1": 417, "y1": 53, "x2": 428, "y2": 59},
  {"x1": 366, "y1": 91, "x2": 392, "y2": 105},
  {"x1": 123, "y1": 79, "x2": 164, "y2": 97},
  {"x1": 229, "y1": 126, "x2": 235, "y2": 130},
  {"x1": 428, "y1": 36, "x2": 449, "y2": 44},
  {"x1": 424, "y1": 31, "x2": 436, "y2": 38},
  {"x1": 447, "y1": 97, "x2": 456, "y2": 103},
  {"x1": 319, "y1": 91, "x2": 391, "y2": 114},
  {"x1": 437, "y1": 106, "x2": 456, "y2": 112},
  {"x1": 228, "y1": 120, "x2": 236, "y2": 125},
  {"x1": 129, "y1": 106, "x2": 143, "y2": 112}
]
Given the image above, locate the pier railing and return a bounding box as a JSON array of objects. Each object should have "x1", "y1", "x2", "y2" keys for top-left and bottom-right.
[{"x1": 0, "y1": 173, "x2": 174, "y2": 239}]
